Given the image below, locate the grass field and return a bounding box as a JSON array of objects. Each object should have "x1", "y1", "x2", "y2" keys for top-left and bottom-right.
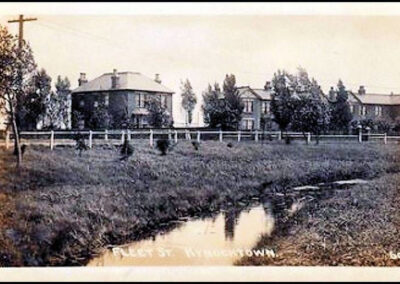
[{"x1": 0, "y1": 140, "x2": 399, "y2": 266}]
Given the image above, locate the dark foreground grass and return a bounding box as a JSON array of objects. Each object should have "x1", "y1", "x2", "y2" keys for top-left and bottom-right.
[{"x1": 0, "y1": 140, "x2": 399, "y2": 266}]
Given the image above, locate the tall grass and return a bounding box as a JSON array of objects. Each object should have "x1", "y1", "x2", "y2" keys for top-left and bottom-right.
[{"x1": 0, "y1": 141, "x2": 399, "y2": 266}]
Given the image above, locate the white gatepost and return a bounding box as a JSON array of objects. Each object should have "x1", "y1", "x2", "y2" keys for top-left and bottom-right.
[
  {"x1": 5, "y1": 131, "x2": 10, "y2": 149},
  {"x1": 384, "y1": 133, "x2": 387, "y2": 145},
  {"x1": 255, "y1": 130, "x2": 259, "y2": 142},
  {"x1": 127, "y1": 130, "x2": 131, "y2": 141},
  {"x1": 149, "y1": 129, "x2": 154, "y2": 146},
  {"x1": 121, "y1": 130, "x2": 125, "y2": 144},
  {"x1": 358, "y1": 127, "x2": 362, "y2": 143},
  {"x1": 89, "y1": 130, "x2": 93, "y2": 149},
  {"x1": 104, "y1": 129, "x2": 108, "y2": 141},
  {"x1": 50, "y1": 130, "x2": 55, "y2": 150},
  {"x1": 219, "y1": 129, "x2": 223, "y2": 142},
  {"x1": 278, "y1": 131, "x2": 282, "y2": 141},
  {"x1": 174, "y1": 130, "x2": 178, "y2": 143},
  {"x1": 197, "y1": 131, "x2": 201, "y2": 143},
  {"x1": 237, "y1": 130, "x2": 241, "y2": 142},
  {"x1": 307, "y1": 132, "x2": 311, "y2": 144}
]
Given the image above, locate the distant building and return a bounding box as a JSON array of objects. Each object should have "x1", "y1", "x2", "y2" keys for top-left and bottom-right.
[
  {"x1": 236, "y1": 83, "x2": 274, "y2": 130},
  {"x1": 71, "y1": 70, "x2": 174, "y2": 129},
  {"x1": 347, "y1": 86, "x2": 400, "y2": 122}
]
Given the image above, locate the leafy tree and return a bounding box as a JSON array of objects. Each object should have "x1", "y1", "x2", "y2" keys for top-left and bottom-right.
[
  {"x1": 72, "y1": 110, "x2": 84, "y2": 129},
  {"x1": 180, "y1": 79, "x2": 197, "y2": 125},
  {"x1": 202, "y1": 83, "x2": 224, "y2": 128},
  {"x1": 223, "y1": 74, "x2": 244, "y2": 130},
  {"x1": 270, "y1": 70, "x2": 295, "y2": 132},
  {"x1": 0, "y1": 25, "x2": 36, "y2": 166},
  {"x1": 88, "y1": 102, "x2": 113, "y2": 129},
  {"x1": 19, "y1": 68, "x2": 50, "y2": 130},
  {"x1": 54, "y1": 76, "x2": 71, "y2": 129},
  {"x1": 45, "y1": 90, "x2": 61, "y2": 129},
  {"x1": 146, "y1": 96, "x2": 171, "y2": 128},
  {"x1": 329, "y1": 80, "x2": 353, "y2": 133}
]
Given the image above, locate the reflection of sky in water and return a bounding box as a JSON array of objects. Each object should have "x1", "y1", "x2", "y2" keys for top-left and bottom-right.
[{"x1": 88, "y1": 205, "x2": 275, "y2": 266}]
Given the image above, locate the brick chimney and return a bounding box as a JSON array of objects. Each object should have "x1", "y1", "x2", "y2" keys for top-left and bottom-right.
[
  {"x1": 111, "y1": 69, "x2": 120, "y2": 89},
  {"x1": 358, "y1": 85, "x2": 366, "y2": 96},
  {"x1": 78, "y1": 73, "x2": 88, "y2": 86},
  {"x1": 264, "y1": 81, "x2": 272, "y2": 91},
  {"x1": 155, "y1": 73, "x2": 162, "y2": 84}
]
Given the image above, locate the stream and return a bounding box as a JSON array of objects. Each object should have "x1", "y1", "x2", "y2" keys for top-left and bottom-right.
[{"x1": 87, "y1": 179, "x2": 368, "y2": 266}]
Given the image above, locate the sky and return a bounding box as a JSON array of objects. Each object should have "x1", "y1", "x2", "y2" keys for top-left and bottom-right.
[{"x1": 1, "y1": 12, "x2": 400, "y2": 126}]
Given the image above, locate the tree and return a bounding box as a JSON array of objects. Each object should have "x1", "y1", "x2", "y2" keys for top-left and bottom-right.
[
  {"x1": 202, "y1": 83, "x2": 224, "y2": 128},
  {"x1": 202, "y1": 75, "x2": 243, "y2": 130},
  {"x1": 329, "y1": 80, "x2": 353, "y2": 133},
  {"x1": 180, "y1": 79, "x2": 197, "y2": 125},
  {"x1": 19, "y1": 68, "x2": 50, "y2": 130},
  {"x1": 270, "y1": 70, "x2": 295, "y2": 132},
  {"x1": 54, "y1": 76, "x2": 71, "y2": 129},
  {"x1": 88, "y1": 102, "x2": 113, "y2": 129},
  {"x1": 146, "y1": 96, "x2": 171, "y2": 128},
  {"x1": 0, "y1": 25, "x2": 36, "y2": 167},
  {"x1": 223, "y1": 74, "x2": 244, "y2": 130},
  {"x1": 291, "y1": 85, "x2": 331, "y2": 144},
  {"x1": 45, "y1": 90, "x2": 61, "y2": 129}
]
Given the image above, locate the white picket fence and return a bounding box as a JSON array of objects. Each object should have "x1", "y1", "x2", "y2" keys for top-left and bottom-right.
[{"x1": 0, "y1": 129, "x2": 392, "y2": 150}]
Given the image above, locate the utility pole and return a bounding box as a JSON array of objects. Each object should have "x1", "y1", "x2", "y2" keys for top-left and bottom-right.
[{"x1": 8, "y1": 14, "x2": 37, "y2": 49}]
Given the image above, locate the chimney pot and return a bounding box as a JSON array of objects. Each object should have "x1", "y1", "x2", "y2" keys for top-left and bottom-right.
[
  {"x1": 78, "y1": 73, "x2": 88, "y2": 86},
  {"x1": 111, "y1": 69, "x2": 120, "y2": 89},
  {"x1": 155, "y1": 73, "x2": 161, "y2": 84},
  {"x1": 358, "y1": 85, "x2": 366, "y2": 95},
  {"x1": 264, "y1": 81, "x2": 272, "y2": 90}
]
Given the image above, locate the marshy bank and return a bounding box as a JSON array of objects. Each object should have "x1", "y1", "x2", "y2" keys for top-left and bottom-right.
[{"x1": 0, "y1": 141, "x2": 399, "y2": 266}]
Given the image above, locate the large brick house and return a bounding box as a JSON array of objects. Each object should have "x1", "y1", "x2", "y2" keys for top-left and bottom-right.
[
  {"x1": 347, "y1": 86, "x2": 400, "y2": 122},
  {"x1": 71, "y1": 70, "x2": 174, "y2": 129}
]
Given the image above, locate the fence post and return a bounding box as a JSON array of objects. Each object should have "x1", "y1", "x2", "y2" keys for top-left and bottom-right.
[
  {"x1": 149, "y1": 129, "x2": 154, "y2": 146},
  {"x1": 358, "y1": 127, "x2": 362, "y2": 143},
  {"x1": 104, "y1": 129, "x2": 108, "y2": 141},
  {"x1": 278, "y1": 131, "x2": 282, "y2": 141},
  {"x1": 50, "y1": 130, "x2": 54, "y2": 150},
  {"x1": 197, "y1": 131, "x2": 201, "y2": 143},
  {"x1": 127, "y1": 130, "x2": 131, "y2": 141},
  {"x1": 384, "y1": 133, "x2": 387, "y2": 145},
  {"x1": 174, "y1": 130, "x2": 178, "y2": 143},
  {"x1": 89, "y1": 130, "x2": 93, "y2": 149},
  {"x1": 254, "y1": 130, "x2": 259, "y2": 142},
  {"x1": 237, "y1": 130, "x2": 241, "y2": 142},
  {"x1": 307, "y1": 132, "x2": 311, "y2": 144},
  {"x1": 5, "y1": 131, "x2": 10, "y2": 149},
  {"x1": 121, "y1": 130, "x2": 125, "y2": 144},
  {"x1": 219, "y1": 129, "x2": 223, "y2": 142},
  {"x1": 168, "y1": 129, "x2": 172, "y2": 140}
]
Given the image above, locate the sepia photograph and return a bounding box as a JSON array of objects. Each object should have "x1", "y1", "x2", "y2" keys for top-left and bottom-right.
[{"x1": 1, "y1": 1, "x2": 400, "y2": 282}]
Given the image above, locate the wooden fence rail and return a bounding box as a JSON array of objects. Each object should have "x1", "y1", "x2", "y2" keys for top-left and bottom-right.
[{"x1": 0, "y1": 129, "x2": 391, "y2": 150}]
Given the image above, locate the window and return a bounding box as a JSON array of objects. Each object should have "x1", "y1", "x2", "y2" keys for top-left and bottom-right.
[
  {"x1": 349, "y1": 104, "x2": 354, "y2": 113},
  {"x1": 375, "y1": 106, "x2": 382, "y2": 117},
  {"x1": 244, "y1": 99, "x2": 254, "y2": 113},
  {"x1": 262, "y1": 101, "x2": 270, "y2": 114},
  {"x1": 94, "y1": 101, "x2": 98, "y2": 108},
  {"x1": 79, "y1": 100, "x2": 85, "y2": 107},
  {"x1": 135, "y1": 92, "x2": 148, "y2": 108},
  {"x1": 360, "y1": 105, "x2": 366, "y2": 116},
  {"x1": 242, "y1": 119, "x2": 254, "y2": 130},
  {"x1": 104, "y1": 94, "x2": 109, "y2": 106},
  {"x1": 161, "y1": 95, "x2": 167, "y2": 108}
]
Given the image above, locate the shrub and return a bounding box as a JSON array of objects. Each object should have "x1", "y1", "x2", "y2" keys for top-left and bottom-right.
[
  {"x1": 156, "y1": 139, "x2": 170, "y2": 155},
  {"x1": 191, "y1": 141, "x2": 200, "y2": 151},
  {"x1": 73, "y1": 132, "x2": 88, "y2": 156},
  {"x1": 120, "y1": 138, "x2": 134, "y2": 160}
]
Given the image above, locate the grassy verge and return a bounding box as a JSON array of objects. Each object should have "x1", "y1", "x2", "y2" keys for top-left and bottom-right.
[
  {"x1": 0, "y1": 140, "x2": 399, "y2": 266},
  {"x1": 236, "y1": 172, "x2": 400, "y2": 266}
]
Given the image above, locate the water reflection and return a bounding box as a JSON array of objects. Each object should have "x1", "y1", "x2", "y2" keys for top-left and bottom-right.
[{"x1": 88, "y1": 204, "x2": 275, "y2": 266}]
